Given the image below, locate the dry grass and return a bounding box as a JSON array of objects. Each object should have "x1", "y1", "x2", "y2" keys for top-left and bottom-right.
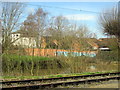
[
  {"x1": 58, "y1": 56, "x2": 118, "y2": 74},
  {"x1": 2, "y1": 51, "x2": 119, "y2": 77}
]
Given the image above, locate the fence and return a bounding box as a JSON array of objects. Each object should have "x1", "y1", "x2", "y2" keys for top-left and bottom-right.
[{"x1": 25, "y1": 48, "x2": 98, "y2": 57}]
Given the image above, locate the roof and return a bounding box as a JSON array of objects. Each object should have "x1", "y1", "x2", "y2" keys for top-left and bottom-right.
[
  {"x1": 98, "y1": 38, "x2": 117, "y2": 46},
  {"x1": 99, "y1": 38, "x2": 117, "y2": 41},
  {"x1": 11, "y1": 30, "x2": 22, "y2": 34},
  {"x1": 12, "y1": 30, "x2": 38, "y2": 37},
  {"x1": 86, "y1": 38, "x2": 99, "y2": 48},
  {"x1": 84, "y1": 38, "x2": 118, "y2": 49}
]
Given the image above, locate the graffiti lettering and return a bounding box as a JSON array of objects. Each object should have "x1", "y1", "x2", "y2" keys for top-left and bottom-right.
[{"x1": 56, "y1": 51, "x2": 96, "y2": 57}]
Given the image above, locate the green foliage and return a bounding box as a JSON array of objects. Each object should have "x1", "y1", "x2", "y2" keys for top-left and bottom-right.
[
  {"x1": 2, "y1": 54, "x2": 54, "y2": 61},
  {"x1": 95, "y1": 51, "x2": 119, "y2": 61},
  {"x1": 2, "y1": 54, "x2": 68, "y2": 76},
  {"x1": 2, "y1": 49, "x2": 118, "y2": 78},
  {"x1": 3, "y1": 70, "x2": 117, "y2": 81}
]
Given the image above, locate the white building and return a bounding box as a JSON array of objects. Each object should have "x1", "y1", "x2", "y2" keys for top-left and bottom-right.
[{"x1": 11, "y1": 32, "x2": 37, "y2": 48}]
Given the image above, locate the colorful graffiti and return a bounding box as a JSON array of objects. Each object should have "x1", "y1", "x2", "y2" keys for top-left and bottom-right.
[
  {"x1": 56, "y1": 51, "x2": 96, "y2": 57},
  {"x1": 25, "y1": 48, "x2": 97, "y2": 57}
]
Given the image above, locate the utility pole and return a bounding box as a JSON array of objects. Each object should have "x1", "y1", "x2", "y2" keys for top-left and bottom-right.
[
  {"x1": 0, "y1": 19, "x2": 2, "y2": 54},
  {"x1": 118, "y1": 1, "x2": 120, "y2": 48},
  {"x1": 118, "y1": 1, "x2": 120, "y2": 73}
]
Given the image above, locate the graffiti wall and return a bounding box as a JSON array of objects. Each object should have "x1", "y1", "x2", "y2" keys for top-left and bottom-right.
[
  {"x1": 25, "y1": 48, "x2": 97, "y2": 57},
  {"x1": 56, "y1": 51, "x2": 96, "y2": 57}
]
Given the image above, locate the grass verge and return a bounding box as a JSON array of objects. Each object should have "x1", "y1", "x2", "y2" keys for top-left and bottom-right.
[{"x1": 2, "y1": 70, "x2": 118, "y2": 81}]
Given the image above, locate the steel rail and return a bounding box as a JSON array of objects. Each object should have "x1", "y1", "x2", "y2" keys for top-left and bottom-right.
[
  {"x1": 1, "y1": 72, "x2": 120, "y2": 84},
  {"x1": 2, "y1": 76, "x2": 120, "y2": 89}
]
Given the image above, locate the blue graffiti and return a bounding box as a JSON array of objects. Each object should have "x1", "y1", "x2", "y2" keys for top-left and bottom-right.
[{"x1": 56, "y1": 51, "x2": 96, "y2": 57}]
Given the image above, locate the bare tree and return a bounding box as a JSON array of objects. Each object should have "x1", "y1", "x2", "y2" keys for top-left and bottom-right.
[
  {"x1": 48, "y1": 16, "x2": 70, "y2": 49},
  {"x1": 20, "y1": 8, "x2": 48, "y2": 48},
  {"x1": 21, "y1": 14, "x2": 38, "y2": 37},
  {"x1": 34, "y1": 8, "x2": 48, "y2": 48},
  {"x1": 99, "y1": 6, "x2": 120, "y2": 47},
  {"x1": 1, "y1": 2, "x2": 25, "y2": 53},
  {"x1": 48, "y1": 16, "x2": 92, "y2": 50}
]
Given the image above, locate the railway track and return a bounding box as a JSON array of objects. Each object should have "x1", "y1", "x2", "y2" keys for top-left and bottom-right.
[{"x1": 1, "y1": 72, "x2": 120, "y2": 89}]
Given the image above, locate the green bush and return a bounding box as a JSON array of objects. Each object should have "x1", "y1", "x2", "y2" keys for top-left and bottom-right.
[
  {"x1": 2, "y1": 54, "x2": 68, "y2": 76},
  {"x1": 95, "y1": 50, "x2": 119, "y2": 61}
]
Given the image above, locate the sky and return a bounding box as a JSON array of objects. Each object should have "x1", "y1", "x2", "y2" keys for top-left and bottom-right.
[{"x1": 22, "y1": 2, "x2": 118, "y2": 38}]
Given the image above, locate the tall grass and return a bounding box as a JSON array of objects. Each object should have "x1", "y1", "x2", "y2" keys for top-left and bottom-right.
[
  {"x1": 57, "y1": 54, "x2": 118, "y2": 74},
  {"x1": 95, "y1": 50, "x2": 119, "y2": 61},
  {"x1": 2, "y1": 50, "x2": 119, "y2": 78}
]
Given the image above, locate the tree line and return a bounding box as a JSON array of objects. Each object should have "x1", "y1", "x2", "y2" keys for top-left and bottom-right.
[{"x1": 1, "y1": 2, "x2": 119, "y2": 54}]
